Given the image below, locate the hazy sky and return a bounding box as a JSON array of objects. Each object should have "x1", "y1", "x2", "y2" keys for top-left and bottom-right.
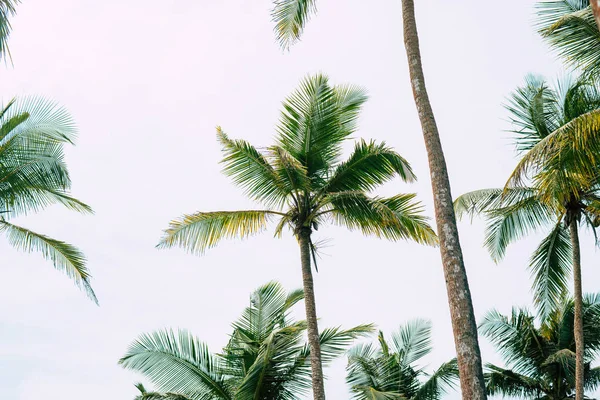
[{"x1": 1, "y1": 1, "x2": 597, "y2": 399}]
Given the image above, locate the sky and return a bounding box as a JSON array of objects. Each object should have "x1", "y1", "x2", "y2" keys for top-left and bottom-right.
[{"x1": 1, "y1": 0, "x2": 598, "y2": 399}]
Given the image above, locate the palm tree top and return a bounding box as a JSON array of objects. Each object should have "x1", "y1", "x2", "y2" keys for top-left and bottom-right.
[
  {"x1": 158, "y1": 74, "x2": 437, "y2": 258},
  {"x1": 480, "y1": 294, "x2": 600, "y2": 399},
  {"x1": 121, "y1": 281, "x2": 374, "y2": 400}
]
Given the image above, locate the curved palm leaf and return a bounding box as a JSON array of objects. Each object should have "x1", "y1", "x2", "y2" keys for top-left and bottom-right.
[
  {"x1": 272, "y1": 0, "x2": 316, "y2": 49},
  {"x1": 0, "y1": 220, "x2": 97, "y2": 304},
  {"x1": 120, "y1": 329, "x2": 233, "y2": 400},
  {"x1": 157, "y1": 210, "x2": 284, "y2": 255},
  {"x1": 0, "y1": 0, "x2": 19, "y2": 62}
]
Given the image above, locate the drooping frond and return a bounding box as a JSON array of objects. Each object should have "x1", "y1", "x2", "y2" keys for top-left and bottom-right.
[
  {"x1": 454, "y1": 187, "x2": 535, "y2": 220},
  {"x1": 272, "y1": 0, "x2": 317, "y2": 49},
  {"x1": 119, "y1": 329, "x2": 232, "y2": 400},
  {"x1": 529, "y1": 221, "x2": 572, "y2": 320},
  {"x1": 217, "y1": 128, "x2": 288, "y2": 207},
  {"x1": 537, "y1": 1, "x2": 600, "y2": 78},
  {"x1": 415, "y1": 359, "x2": 459, "y2": 400},
  {"x1": 0, "y1": 0, "x2": 19, "y2": 62},
  {"x1": 0, "y1": 220, "x2": 97, "y2": 304},
  {"x1": 327, "y1": 191, "x2": 437, "y2": 246},
  {"x1": 157, "y1": 210, "x2": 283, "y2": 255},
  {"x1": 323, "y1": 139, "x2": 416, "y2": 194},
  {"x1": 483, "y1": 194, "x2": 554, "y2": 261},
  {"x1": 483, "y1": 363, "x2": 543, "y2": 398}
]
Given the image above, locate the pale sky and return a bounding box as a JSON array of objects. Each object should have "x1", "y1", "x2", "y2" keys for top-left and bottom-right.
[{"x1": 1, "y1": 1, "x2": 598, "y2": 399}]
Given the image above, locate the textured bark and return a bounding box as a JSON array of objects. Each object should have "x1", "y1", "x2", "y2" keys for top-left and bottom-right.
[
  {"x1": 591, "y1": 0, "x2": 600, "y2": 33},
  {"x1": 401, "y1": 1, "x2": 487, "y2": 399},
  {"x1": 297, "y1": 228, "x2": 326, "y2": 400},
  {"x1": 570, "y1": 221, "x2": 584, "y2": 400}
]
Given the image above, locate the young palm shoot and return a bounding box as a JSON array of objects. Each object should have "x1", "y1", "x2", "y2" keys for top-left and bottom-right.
[{"x1": 157, "y1": 74, "x2": 436, "y2": 400}]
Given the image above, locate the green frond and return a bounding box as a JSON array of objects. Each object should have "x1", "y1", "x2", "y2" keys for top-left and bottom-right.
[
  {"x1": 483, "y1": 193, "x2": 554, "y2": 262},
  {"x1": 312, "y1": 324, "x2": 375, "y2": 364},
  {"x1": 390, "y1": 319, "x2": 432, "y2": 367},
  {"x1": 157, "y1": 210, "x2": 281, "y2": 255},
  {"x1": 0, "y1": 1, "x2": 19, "y2": 63},
  {"x1": 323, "y1": 139, "x2": 416, "y2": 194},
  {"x1": 415, "y1": 359, "x2": 458, "y2": 400},
  {"x1": 271, "y1": 0, "x2": 316, "y2": 49},
  {"x1": 454, "y1": 187, "x2": 535, "y2": 220},
  {"x1": 216, "y1": 127, "x2": 288, "y2": 207},
  {"x1": 529, "y1": 222, "x2": 572, "y2": 320},
  {"x1": 327, "y1": 191, "x2": 437, "y2": 246},
  {"x1": 506, "y1": 108, "x2": 600, "y2": 188},
  {"x1": 275, "y1": 74, "x2": 367, "y2": 179},
  {"x1": 119, "y1": 329, "x2": 232, "y2": 400},
  {"x1": 483, "y1": 363, "x2": 543, "y2": 398},
  {"x1": 268, "y1": 145, "x2": 311, "y2": 195},
  {"x1": 0, "y1": 220, "x2": 97, "y2": 304},
  {"x1": 537, "y1": 1, "x2": 600, "y2": 78}
]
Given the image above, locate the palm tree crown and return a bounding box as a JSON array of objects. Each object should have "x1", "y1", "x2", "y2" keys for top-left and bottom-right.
[
  {"x1": 480, "y1": 294, "x2": 600, "y2": 399},
  {"x1": 454, "y1": 74, "x2": 600, "y2": 319},
  {"x1": 346, "y1": 319, "x2": 458, "y2": 400},
  {"x1": 120, "y1": 281, "x2": 372, "y2": 400},
  {"x1": 0, "y1": 97, "x2": 95, "y2": 302},
  {"x1": 158, "y1": 73, "x2": 436, "y2": 257}
]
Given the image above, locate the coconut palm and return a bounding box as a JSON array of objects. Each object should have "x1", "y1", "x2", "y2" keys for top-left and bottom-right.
[
  {"x1": 480, "y1": 293, "x2": 600, "y2": 399},
  {"x1": 536, "y1": 1, "x2": 600, "y2": 78},
  {"x1": 346, "y1": 319, "x2": 458, "y2": 400},
  {"x1": 121, "y1": 281, "x2": 373, "y2": 400},
  {"x1": 455, "y1": 74, "x2": 600, "y2": 400},
  {"x1": 0, "y1": 97, "x2": 95, "y2": 303},
  {"x1": 0, "y1": 0, "x2": 19, "y2": 62},
  {"x1": 270, "y1": 4, "x2": 488, "y2": 399},
  {"x1": 157, "y1": 73, "x2": 436, "y2": 400}
]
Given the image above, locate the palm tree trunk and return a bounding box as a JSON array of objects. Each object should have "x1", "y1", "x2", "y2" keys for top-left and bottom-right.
[
  {"x1": 297, "y1": 227, "x2": 326, "y2": 400},
  {"x1": 591, "y1": 1, "x2": 600, "y2": 33},
  {"x1": 401, "y1": 1, "x2": 487, "y2": 399},
  {"x1": 569, "y1": 221, "x2": 584, "y2": 400}
]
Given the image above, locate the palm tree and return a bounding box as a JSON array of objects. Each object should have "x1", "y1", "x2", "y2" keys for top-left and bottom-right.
[
  {"x1": 536, "y1": 0, "x2": 600, "y2": 78},
  {"x1": 0, "y1": 0, "x2": 19, "y2": 62},
  {"x1": 346, "y1": 319, "x2": 458, "y2": 400},
  {"x1": 455, "y1": 74, "x2": 600, "y2": 400},
  {"x1": 121, "y1": 281, "x2": 373, "y2": 400},
  {"x1": 133, "y1": 383, "x2": 191, "y2": 400},
  {"x1": 0, "y1": 97, "x2": 96, "y2": 303},
  {"x1": 157, "y1": 73, "x2": 436, "y2": 400},
  {"x1": 480, "y1": 293, "x2": 600, "y2": 399}
]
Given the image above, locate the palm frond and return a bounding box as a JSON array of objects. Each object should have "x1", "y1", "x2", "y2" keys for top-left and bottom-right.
[
  {"x1": 119, "y1": 329, "x2": 232, "y2": 400},
  {"x1": 0, "y1": 0, "x2": 19, "y2": 63},
  {"x1": 415, "y1": 359, "x2": 458, "y2": 400},
  {"x1": 0, "y1": 220, "x2": 97, "y2": 303},
  {"x1": 217, "y1": 128, "x2": 288, "y2": 207},
  {"x1": 323, "y1": 139, "x2": 416, "y2": 194},
  {"x1": 272, "y1": 0, "x2": 316, "y2": 49},
  {"x1": 454, "y1": 187, "x2": 535, "y2": 220},
  {"x1": 390, "y1": 319, "x2": 432, "y2": 367},
  {"x1": 483, "y1": 363, "x2": 543, "y2": 398},
  {"x1": 537, "y1": 1, "x2": 600, "y2": 78},
  {"x1": 157, "y1": 210, "x2": 283, "y2": 255},
  {"x1": 529, "y1": 221, "x2": 572, "y2": 320},
  {"x1": 327, "y1": 191, "x2": 437, "y2": 246}
]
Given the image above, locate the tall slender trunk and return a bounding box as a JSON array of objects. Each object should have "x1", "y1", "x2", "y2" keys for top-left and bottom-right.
[
  {"x1": 569, "y1": 221, "x2": 584, "y2": 400},
  {"x1": 297, "y1": 227, "x2": 325, "y2": 400},
  {"x1": 400, "y1": 1, "x2": 487, "y2": 399},
  {"x1": 591, "y1": 1, "x2": 600, "y2": 33}
]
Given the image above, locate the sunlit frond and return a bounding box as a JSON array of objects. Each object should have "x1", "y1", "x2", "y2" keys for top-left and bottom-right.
[
  {"x1": 0, "y1": 220, "x2": 97, "y2": 303},
  {"x1": 157, "y1": 210, "x2": 283, "y2": 255}
]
